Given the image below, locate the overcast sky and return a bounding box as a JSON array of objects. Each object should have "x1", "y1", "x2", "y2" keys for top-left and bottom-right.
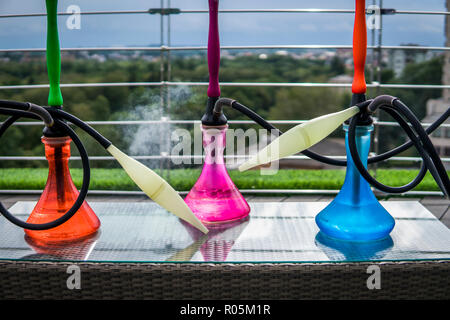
[{"x1": 0, "y1": 0, "x2": 446, "y2": 49}]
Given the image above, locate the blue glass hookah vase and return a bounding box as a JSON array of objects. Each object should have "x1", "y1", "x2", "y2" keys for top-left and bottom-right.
[{"x1": 315, "y1": 123, "x2": 395, "y2": 242}]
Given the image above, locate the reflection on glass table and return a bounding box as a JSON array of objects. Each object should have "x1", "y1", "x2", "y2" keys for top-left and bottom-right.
[
  {"x1": 23, "y1": 232, "x2": 100, "y2": 261},
  {"x1": 315, "y1": 232, "x2": 394, "y2": 261},
  {"x1": 182, "y1": 217, "x2": 250, "y2": 261}
]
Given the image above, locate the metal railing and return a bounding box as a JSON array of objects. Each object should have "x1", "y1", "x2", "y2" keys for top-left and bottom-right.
[
  {"x1": 1, "y1": 8, "x2": 449, "y2": 18},
  {"x1": 0, "y1": 1, "x2": 449, "y2": 197},
  {"x1": 1, "y1": 81, "x2": 450, "y2": 91},
  {"x1": 3, "y1": 44, "x2": 450, "y2": 52}
]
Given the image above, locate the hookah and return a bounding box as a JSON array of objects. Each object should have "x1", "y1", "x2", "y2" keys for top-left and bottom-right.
[
  {"x1": 23, "y1": 0, "x2": 99, "y2": 242},
  {"x1": 208, "y1": 0, "x2": 450, "y2": 241},
  {"x1": 0, "y1": 0, "x2": 208, "y2": 239},
  {"x1": 184, "y1": 0, "x2": 250, "y2": 224}
]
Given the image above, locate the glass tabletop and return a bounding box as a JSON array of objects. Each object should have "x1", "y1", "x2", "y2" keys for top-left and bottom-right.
[{"x1": 0, "y1": 201, "x2": 449, "y2": 263}]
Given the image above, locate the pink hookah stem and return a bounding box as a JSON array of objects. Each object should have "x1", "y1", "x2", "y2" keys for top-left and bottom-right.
[{"x1": 207, "y1": 0, "x2": 221, "y2": 98}]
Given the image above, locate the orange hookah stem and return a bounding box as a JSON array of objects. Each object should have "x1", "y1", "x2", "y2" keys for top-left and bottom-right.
[{"x1": 352, "y1": 0, "x2": 367, "y2": 94}]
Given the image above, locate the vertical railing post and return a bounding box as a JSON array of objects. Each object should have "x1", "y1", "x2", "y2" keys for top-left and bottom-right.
[
  {"x1": 376, "y1": 0, "x2": 383, "y2": 97},
  {"x1": 166, "y1": 0, "x2": 172, "y2": 183},
  {"x1": 159, "y1": 0, "x2": 165, "y2": 178},
  {"x1": 370, "y1": 0, "x2": 376, "y2": 88},
  {"x1": 372, "y1": 0, "x2": 383, "y2": 178}
]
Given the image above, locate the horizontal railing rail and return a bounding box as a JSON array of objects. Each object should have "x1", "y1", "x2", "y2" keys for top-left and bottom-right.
[
  {"x1": 2, "y1": 119, "x2": 449, "y2": 128},
  {"x1": 1, "y1": 44, "x2": 448, "y2": 52},
  {"x1": 0, "y1": 155, "x2": 446, "y2": 162},
  {"x1": 0, "y1": 81, "x2": 448, "y2": 90},
  {"x1": 0, "y1": 8, "x2": 449, "y2": 19}
]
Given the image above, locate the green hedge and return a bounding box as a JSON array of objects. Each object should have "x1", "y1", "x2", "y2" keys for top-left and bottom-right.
[{"x1": 0, "y1": 168, "x2": 442, "y2": 192}]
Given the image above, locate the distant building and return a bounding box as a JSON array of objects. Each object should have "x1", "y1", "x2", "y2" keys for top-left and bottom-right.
[
  {"x1": 90, "y1": 54, "x2": 106, "y2": 63},
  {"x1": 275, "y1": 50, "x2": 288, "y2": 56},
  {"x1": 423, "y1": 100, "x2": 450, "y2": 157},
  {"x1": 388, "y1": 44, "x2": 428, "y2": 77}
]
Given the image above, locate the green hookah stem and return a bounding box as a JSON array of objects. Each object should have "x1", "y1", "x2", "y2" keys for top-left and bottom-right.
[
  {"x1": 46, "y1": 0, "x2": 64, "y2": 202},
  {"x1": 46, "y1": 0, "x2": 63, "y2": 107}
]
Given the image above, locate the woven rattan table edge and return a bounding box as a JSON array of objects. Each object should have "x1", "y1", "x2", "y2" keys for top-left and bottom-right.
[{"x1": 1, "y1": 260, "x2": 448, "y2": 300}]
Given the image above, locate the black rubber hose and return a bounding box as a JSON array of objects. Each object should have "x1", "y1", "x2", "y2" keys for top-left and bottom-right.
[
  {"x1": 0, "y1": 100, "x2": 53, "y2": 126},
  {"x1": 226, "y1": 100, "x2": 348, "y2": 166},
  {"x1": 0, "y1": 106, "x2": 112, "y2": 149},
  {"x1": 45, "y1": 107, "x2": 111, "y2": 149},
  {"x1": 0, "y1": 100, "x2": 54, "y2": 127},
  {"x1": 392, "y1": 99, "x2": 450, "y2": 196},
  {"x1": 368, "y1": 107, "x2": 450, "y2": 163},
  {"x1": 348, "y1": 97, "x2": 450, "y2": 196},
  {"x1": 0, "y1": 114, "x2": 91, "y2": 230},
  {"x1": 348, "y1": 106, "x2": 428, "y2": 193},
  {"x1": 213, "y1": 98, "x2": 449, "y2": 167}
]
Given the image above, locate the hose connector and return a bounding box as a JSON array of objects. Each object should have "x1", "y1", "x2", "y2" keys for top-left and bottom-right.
[
  {"x1": 212, "y1": 97, "x2": 235, "y2": 122},
  {"x1": 43, "y1": 106, "x2": 71, "y2": 138},
  {"x1": 367, "y1": 94, "x2": 398, "y2": 113},
  {"x1": 201, "y1": 96, "x2": 227, "y2": 126},
  {"x1": 27, "y1": 103, "x2": 54, "y2": 127},
  {"x1": 0, "y1": 100, "x2": 54, "y2": 127},
  {"x1": 345, "y1": 93, "x2": 373, "y2": 126}
]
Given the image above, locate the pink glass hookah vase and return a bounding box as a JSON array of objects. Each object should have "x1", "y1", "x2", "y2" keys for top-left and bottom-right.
[
  {"x1": 184, "y1": 0, "x2": 250, "y2": 223},
  {"x1": 185, "y1": 125, "x2": 250, "y2": 223}
]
